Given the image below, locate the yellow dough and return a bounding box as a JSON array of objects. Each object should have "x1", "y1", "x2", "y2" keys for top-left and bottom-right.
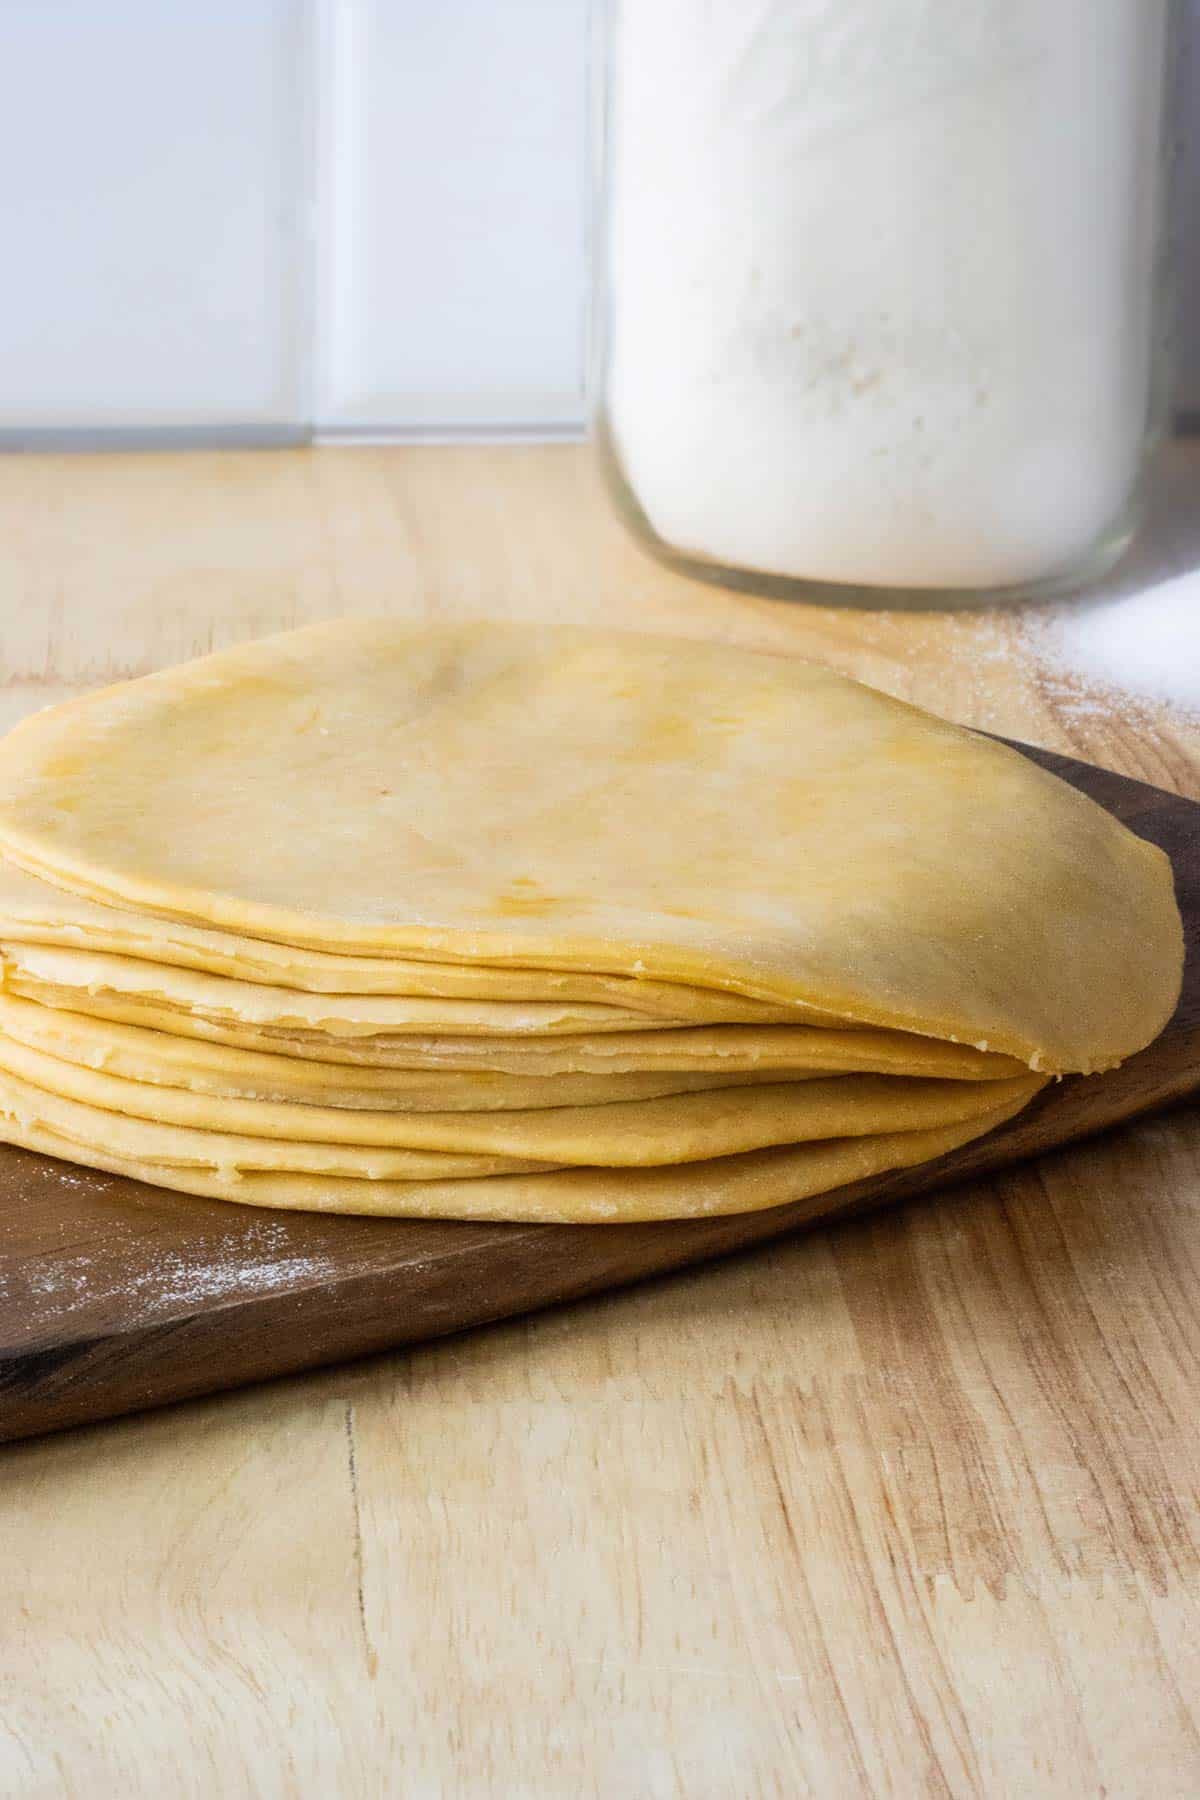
[
  {"x1": 0, "y1": 1027, "x2": 1043, "y2": 1165},
  {"x1": 0, "y1": 1067, "x2": 555, "y2": 1180},
  {"x1": 0, "y1": 620, "x2": 1181, "y2": 1222},
  {"x1": 0, "y1": 941, "x2": 681, "y2": 1037},
  {"x1": 2, "y1": 986, "x2": 1031, "y2": 1081},
  {"x1": 0, "y1": 621, "x2": 1179, "y2": 1072},
  {"x1": 0, "y1": 857, "x2": 805, "y2": 1021},
  {"x1": 0, "y1": 992, "x2": 805, "y2": 1111},
  {"x1": 0, "y1": 1086, "x2": 1036, "y2": 1222}
]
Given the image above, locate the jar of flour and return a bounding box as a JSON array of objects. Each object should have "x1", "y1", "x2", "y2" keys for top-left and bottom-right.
[{"x1": 594, "y1": 1, "x2": 1178, "y2": 605}]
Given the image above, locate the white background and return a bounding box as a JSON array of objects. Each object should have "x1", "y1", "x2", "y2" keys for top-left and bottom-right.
[{"x1": 0, "y1": 0, "x2": 1194, "y2": 440}]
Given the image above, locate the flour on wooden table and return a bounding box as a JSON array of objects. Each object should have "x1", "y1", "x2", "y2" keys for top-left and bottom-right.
[{"x1": 1027, "y1": 569, "x2": 1200, "y2": 721}]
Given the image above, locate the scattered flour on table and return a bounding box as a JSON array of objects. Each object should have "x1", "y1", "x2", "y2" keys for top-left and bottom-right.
[{"x1": 1026, "y1": 568, "x2": 1200, "y2": 721}]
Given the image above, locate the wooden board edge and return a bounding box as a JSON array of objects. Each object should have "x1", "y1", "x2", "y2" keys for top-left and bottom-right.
[{"x1": 4, "y1": 1037, "x2": 1197, "y2": 1446}]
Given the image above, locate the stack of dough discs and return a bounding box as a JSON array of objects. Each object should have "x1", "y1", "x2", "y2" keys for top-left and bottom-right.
[{"x1": 0, "y1": 621, "x2": 1181, "y2": 1223}]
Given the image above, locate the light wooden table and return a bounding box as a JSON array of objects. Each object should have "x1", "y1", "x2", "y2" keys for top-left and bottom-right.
[{"x1": 1, "y1": 444, "x2": 1198, "y2": 1799}]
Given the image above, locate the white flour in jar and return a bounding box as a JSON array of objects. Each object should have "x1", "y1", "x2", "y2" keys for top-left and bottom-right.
[{"x1": 603, "y1": 0, "x2": 1170, "y2": 592}]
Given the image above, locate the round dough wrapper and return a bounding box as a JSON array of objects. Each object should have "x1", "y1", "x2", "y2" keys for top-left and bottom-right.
[
  {"x1": 0, "y1": 1029, "x2": 1043, "y2": 1166},
  {"x1": 1, "y1": 983, "x2": 1031, "y2": 1082},
  {"x1": 0, "y1": 1068, "x2": 555, "y2": 1180},
  {"x1": 0, "y1": 1087, "x2": 1038, "y2": 1222},
  {"x1": 0, "y1": 992, "x2": 798, "y2": 1111},
  {"x1": 0, "y1": 856, "x2": 831, "y2": 1021},
  {"x1": 0, "y1": 621, "x2": 1180, "y2": 1071},
  {"x1": 0, "y1": 941, "x2": 681, "y2": 1037}
]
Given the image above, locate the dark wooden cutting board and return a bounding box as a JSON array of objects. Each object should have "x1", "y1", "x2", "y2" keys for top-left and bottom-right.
[{"x1": 0, "y1": 740, "x2": 1196, "y2": 1444}]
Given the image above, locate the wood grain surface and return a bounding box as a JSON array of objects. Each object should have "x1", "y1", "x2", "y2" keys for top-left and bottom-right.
[{"x1": 0, "y1": 441, "x2": 1198, "y2": 1798}]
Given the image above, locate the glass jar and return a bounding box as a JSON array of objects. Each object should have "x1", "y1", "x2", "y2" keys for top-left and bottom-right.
[{"x1": 593, "y1": 1, "x2": 1179, "y2": 607}]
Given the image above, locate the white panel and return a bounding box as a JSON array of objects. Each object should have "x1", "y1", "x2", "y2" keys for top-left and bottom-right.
[
  {"x1": 0, "y1": 1, "x2": 1189, "y2": 439},
  {"x1": 316, "y1": 0, "x2": 589, "y2": 433},
  {"x1": 0, "y1": 0, "x2": 309, "y2": 436},
  {"x1": 1178, "y1": 0, "x2": 1200, "y2": 414}
]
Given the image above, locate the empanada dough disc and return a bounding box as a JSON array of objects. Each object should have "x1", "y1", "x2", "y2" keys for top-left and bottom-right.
[
  {"x1": 0, "y1": 1067, "x2": 554, "y2": 1180},
  {"x1": 0, "y1": 992, "x2": 805, "y2": 1112},
  {"x1": 0, "y1": 621, "x2": 1180, "y2": 1072},
  {"x1": 0, "y1": 1028, "x2": 1042, "y2": 1166},
  {"x1": 0, "y1": 1084, "x2": 1036, "y2": 1222},
  {"x1": 0, "y1": 941, "x2": 679, "y2": 1037},
  {"x1": 0, "y1": 858, "x2": 801, "y2": 1021},
  {"x1": 2, "y1": 983, "x2": 1030, "y2": 1081}
]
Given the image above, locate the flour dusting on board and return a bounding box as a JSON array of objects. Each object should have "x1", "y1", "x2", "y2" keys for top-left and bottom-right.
[
  {"x1": 17, "y1": 1217, "x2": 338, "y2": 1327},
  {"x1": 141, "y1": 1242, "x2": 339, "y2": 1312}
]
